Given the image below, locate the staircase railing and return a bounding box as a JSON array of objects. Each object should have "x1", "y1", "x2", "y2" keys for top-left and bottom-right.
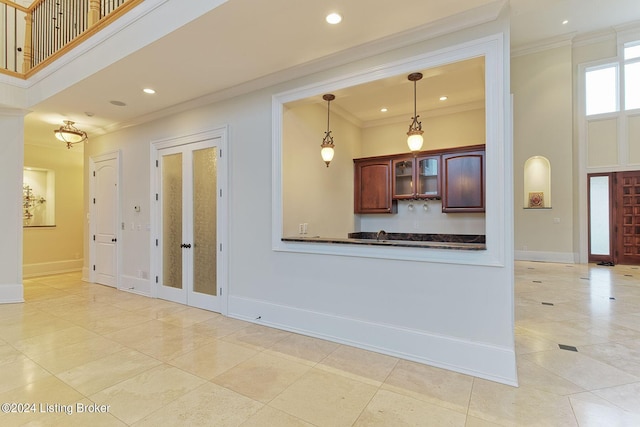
[
  {"x1": 0, "y1": 0, "x2": 27, "y2": 77},
  {"x1": 1, "y1": 0, "x2": 142, "y2": 78}
]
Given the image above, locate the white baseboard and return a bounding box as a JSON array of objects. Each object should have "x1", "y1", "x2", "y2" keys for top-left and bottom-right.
[
  {"x1": 228, "y1": 296, "x2": 518, "y2": 386},
  {"x1": 119, "y1": 275, "x2": 151, "y2": 296},
  {"x1": 0, "y1": 283, "x2": 24, "y2": 304},
  {"x1": 23, "y1": 259, "x2": 83, "y2": 278},
  {"x1": 514, "y1": 250, "x2": 577, "y2": 264}
]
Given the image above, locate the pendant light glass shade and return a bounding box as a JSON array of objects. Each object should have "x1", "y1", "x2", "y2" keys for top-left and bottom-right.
[
  {"x1": 321, "y1": 146, "x2": 335, "y2": 164},
  {"x1": 320, "y1": 94, "x2": 336, "y2": 167},
  {"x1": 406, "y1": 72, "x2": 424, "y2": 152},
  {"x1": 407, "y1": 132, "x2": 424, "y2": 152}
]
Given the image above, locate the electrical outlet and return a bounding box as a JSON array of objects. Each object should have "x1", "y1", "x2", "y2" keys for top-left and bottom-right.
[
  {"x1": 303, "y1": 223, "x2": 308, "y2": 234},
  {"x1": 553, "y1": 217, "x2": 560, "y2": 224},
  {"x1": 298, "y1": 223, "x2": 304, "y2": 234}
]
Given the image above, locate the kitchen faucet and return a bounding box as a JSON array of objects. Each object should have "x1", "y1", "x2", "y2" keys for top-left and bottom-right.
[{"x1": 376, "y1": 230, "x2": 387, "y2": 241}]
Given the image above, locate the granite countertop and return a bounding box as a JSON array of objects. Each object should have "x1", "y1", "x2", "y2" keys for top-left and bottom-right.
[{"x1": 282, "y1": 232, "x2": 486, "y2": 250}]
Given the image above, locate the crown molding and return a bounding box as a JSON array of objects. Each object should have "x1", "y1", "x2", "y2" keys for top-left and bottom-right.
[
  {"x1": 0, "y1": 107, "x2": 30, "y2": 117},
  {"x1": 572, "y1": 28, "x2": 617, "y2": 49},
  {"x1": 614, "y1": 20, "x2": 640, "y2": 42},
  {"x1": 511, "y1": 33, "x2": 575, "y2": 58}
]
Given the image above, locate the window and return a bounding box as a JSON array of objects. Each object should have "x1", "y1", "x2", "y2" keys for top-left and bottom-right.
[
  {"x1": 585, "y1": 65, "x2": 618, "y2": 115},
  {"x1": 625, "y1": 43, "x2": 640, "y2": 60},
  {"x1": 584, "y1": 40, "x2": 640, "y2": 115},
  {"x1": 624, "y1": 42, "x2": 640, "y2": 111}
]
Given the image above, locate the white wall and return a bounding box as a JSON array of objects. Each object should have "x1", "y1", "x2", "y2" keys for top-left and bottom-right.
[
  {"x1": 83, "y1": 127, "x2": 153, "y2": 286},
  {"x1": 283, "y1": 102, "x2": 360, "y2": 238},
  {"x1": 511, "y1": 45, "x2": 575, "y2": 263},
  {"x1": 361, "y1": 108, "x2": 486, "y2": 157},
  {"x1": 0, "y1": 109, "x2": 25, "y2": 303},
  {"x1": 361, "y1": 200, "x2": 485, "y2": 235},
  {"x1": 24, "y1": 144, "x2": 84, "y2": 277},
  {"x1": 85, "y1": 10, "x2": 515, "y2": 385}
]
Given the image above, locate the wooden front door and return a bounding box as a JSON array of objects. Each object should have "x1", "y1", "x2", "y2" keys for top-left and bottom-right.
[{"x1": 616, "y1": 171, "x2": 640, "y2": 265}]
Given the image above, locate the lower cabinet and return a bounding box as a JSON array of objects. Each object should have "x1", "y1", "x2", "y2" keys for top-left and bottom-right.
[
  {"x1": 442, "y1": 149, "x2": 485, "y2": 212},
  {"x1": 354, "y1": 158, "x2": 397, "y2": 214}
]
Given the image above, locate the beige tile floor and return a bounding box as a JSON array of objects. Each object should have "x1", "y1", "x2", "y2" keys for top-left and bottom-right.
[{"x1": 1, "y1": 261, "x2": 639, "y2": 426}]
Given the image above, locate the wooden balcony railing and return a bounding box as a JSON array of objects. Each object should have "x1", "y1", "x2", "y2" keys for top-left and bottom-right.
[
  {"x1": 0, "y1": 0, "x2": 27, "y2": 77},
  {"x1": 1, "y1": 0, "x2": 143, "y2": 79}
]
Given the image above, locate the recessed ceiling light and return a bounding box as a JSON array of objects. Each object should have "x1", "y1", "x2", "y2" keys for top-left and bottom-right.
[
  {"x1": 110, "y1": 100, "x2": 126, "y2": 107},
  {"x1": 562, "y1": 20, "x2": 569, "y2": 25},
  {"x1": 380, "y1": 108, "x2": 388, "y2": 112},
  {"x1": 439, "y1": 96, "x2": 448, "y2": 101},
  {"x1": 143, "y1": 88, "x2": 156, "y2": 94},
  {"x1": 326, "y1": 13, "x2": 342, "y2": 24}
]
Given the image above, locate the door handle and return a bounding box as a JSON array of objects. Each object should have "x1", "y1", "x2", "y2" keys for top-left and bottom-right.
[
  {"x1": 112, "y1": 238, "x2": 117, "y2": 242},
  {"x1": 181, "y1": 243, "x2": 192, "y2": 248}
]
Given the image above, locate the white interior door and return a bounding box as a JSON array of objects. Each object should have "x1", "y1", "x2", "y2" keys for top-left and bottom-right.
[
  {"x1": 155, "y1": 138, "x2": 222, "y2": 312},
  {"x1": 93, "y1": 156, "x2": 119, "y2": 287}
]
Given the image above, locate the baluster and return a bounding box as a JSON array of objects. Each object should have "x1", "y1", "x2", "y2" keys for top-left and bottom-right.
[
  {"x1": 22, "y1": 11, "x2": 32, "y2": 72},
  {"x1": 88, "y1": 0, "x2": 99, "y2": 26}
]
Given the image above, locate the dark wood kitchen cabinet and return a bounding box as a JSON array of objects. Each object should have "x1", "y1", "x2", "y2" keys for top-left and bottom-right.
[
  {"x1": 354, "y1": 158, "x2": 397, "y2": 214},
  {"x1": 442, "y1": 148, "x2": 485, "y2": 212}
]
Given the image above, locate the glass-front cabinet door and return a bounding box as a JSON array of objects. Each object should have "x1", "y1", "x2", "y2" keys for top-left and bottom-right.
[
  {"x1": 393, "y1": 155, "x2": 440, "y2": 199},
  {"x1": 416, "y1": 156, "x2": 440, "y2": 198},
  {"x1": 392, "y1": 158, "x2": 414, "y2": 199}
]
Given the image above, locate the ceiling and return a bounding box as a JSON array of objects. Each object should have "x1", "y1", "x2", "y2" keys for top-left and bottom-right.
[{"x1": 17, "y1": 0, "x2": 640, "y2": 148}]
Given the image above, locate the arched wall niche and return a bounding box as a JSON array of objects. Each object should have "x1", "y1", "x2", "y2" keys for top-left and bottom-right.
[{"x1": 524, "y1": 156, "x2": 551, "y2": 208}]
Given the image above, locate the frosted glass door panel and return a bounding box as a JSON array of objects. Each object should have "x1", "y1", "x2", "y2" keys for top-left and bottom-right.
[
  {"x1": 589, "y1": 175, "x2": 610, "y2": 256},
  {"x1": 193, "y1": 147, "x2": 217, "y2": 296},
  {"x1": 162, "y1": 153, "x2": 183, "y2": 289}
]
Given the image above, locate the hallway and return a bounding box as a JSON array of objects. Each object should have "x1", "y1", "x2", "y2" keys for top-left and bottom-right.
[{"x1": 1, "y1": 261, "x2": 639, "y2": 425}]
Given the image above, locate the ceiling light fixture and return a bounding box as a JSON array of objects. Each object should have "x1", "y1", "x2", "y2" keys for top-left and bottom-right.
[
  {"x1": 406, "y1": 72, "x2": 424, "y2": 152},
  {"x1": 326, "y1": 13, "x2": 342, "y2": 24},
  {"x1": 54, "y1": 120, "x2": 88, "y2": 149},
  {"x1": 439, "y1": 96, "x2": 448, "y2": 101},
  {"x1": 562, "y1": 20, "x2": 569, "y2": 25},
  {"x1": 143, "y1": 88, "x2": 156, "y2": 94},
  {"x1": 320, "y1": 94, "x2": 336, "y2": 167},
  {"x1": 380, "y1": 108, "x2": 388, "y2": 112}
]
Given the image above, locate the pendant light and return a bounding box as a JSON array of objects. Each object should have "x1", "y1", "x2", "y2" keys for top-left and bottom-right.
[
  {"x1": 54, "y1": 120, "x2": 88, "y2": 149},
  {"x1": 320, "y1": 94, "x2": 335, "y2": 167},
  {"x1": 406, "y1": 72, "x2": 424, "y2": 152}
]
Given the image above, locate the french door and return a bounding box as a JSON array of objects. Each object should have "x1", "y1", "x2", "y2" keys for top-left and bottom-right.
[{"x1": 154, "y1": 135, "x2": 224, "y2": 312}]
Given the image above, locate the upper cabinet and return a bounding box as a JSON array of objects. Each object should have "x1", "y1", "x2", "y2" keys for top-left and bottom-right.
[
  {"x1": 354, "y1": 158, "x2": 397, "y2": 214},
  {"x1": 442, "y1": 148, "x2": 485, "y2": 213},
  {"x1": 392, "y1": 155, "x2": 441, "y2": 200},
  {"x1": 355, "y1": 145, "x2": 484, "y2": 214}
]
